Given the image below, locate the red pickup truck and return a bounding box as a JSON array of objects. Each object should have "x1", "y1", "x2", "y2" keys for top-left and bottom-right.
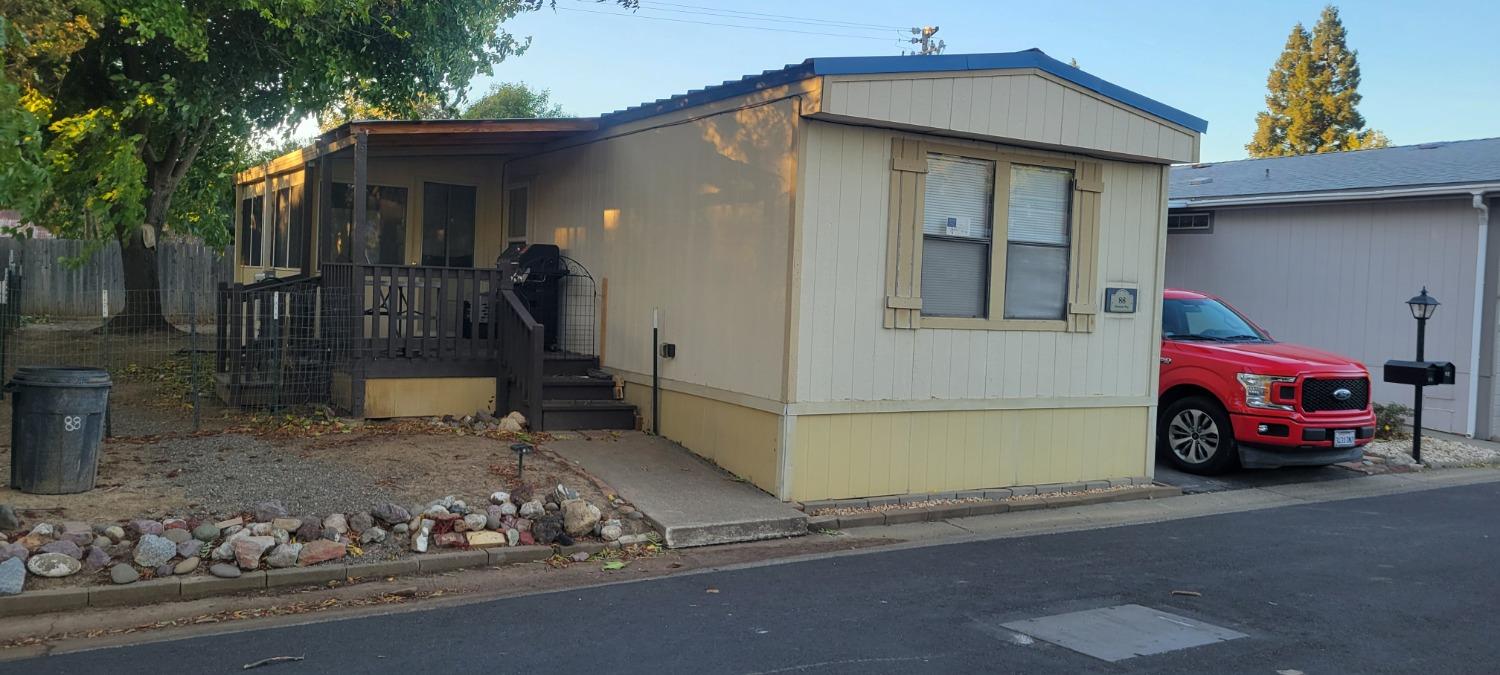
[{"x1": 1158, "y1": 289, "x2": 1376, "y2": 474}]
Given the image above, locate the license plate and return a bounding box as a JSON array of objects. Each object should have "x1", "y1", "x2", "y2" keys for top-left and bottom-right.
[{"x1": 1333, "y1": 429, "x2": 1356, "y2": 448}]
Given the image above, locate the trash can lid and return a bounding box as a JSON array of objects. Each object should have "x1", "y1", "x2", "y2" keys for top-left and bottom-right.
[{"x1": 10, "y1": 366, "x2": 112, "y2": 388}]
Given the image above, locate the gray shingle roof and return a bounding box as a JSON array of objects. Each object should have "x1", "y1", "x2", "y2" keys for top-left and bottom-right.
[{"x1": 1169, "y1": 137, "x2": 1500, "y2": 202}]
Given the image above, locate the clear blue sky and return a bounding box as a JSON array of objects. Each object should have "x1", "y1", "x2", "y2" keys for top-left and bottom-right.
[{"x1": 463, "y1": 0, "x2": 1500, "y2": 162}]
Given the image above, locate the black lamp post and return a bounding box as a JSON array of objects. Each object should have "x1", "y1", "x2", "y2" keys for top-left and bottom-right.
[{"x1": 1406, "y1": 287, "x2": 1441, "y2": 463}]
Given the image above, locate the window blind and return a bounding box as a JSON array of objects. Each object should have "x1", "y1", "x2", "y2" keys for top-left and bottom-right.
[
  {"x1": 922, "y1": 155, "x2": 994, "y2": 240},
  {"x1": 921, "y1": 154, "x2": 996, "y2": 317},
  {"x1": 1004, "y1": 164, "x2": 1072, "y2": 320}
]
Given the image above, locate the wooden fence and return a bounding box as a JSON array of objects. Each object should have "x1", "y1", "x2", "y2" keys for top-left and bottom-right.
[{"x1": 0, "y1": 237, "x2": 233, "y2": 319}]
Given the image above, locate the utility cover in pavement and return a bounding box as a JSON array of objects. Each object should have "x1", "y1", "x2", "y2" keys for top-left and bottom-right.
[{"x1": 1002, "y1": 604, "x2": 1246, "y2": 662}]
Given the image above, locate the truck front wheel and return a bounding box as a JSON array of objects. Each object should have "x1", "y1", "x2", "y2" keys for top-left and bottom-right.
[{"x1": 1159, "y1": 396, "x2": 1239, "y2": 475}]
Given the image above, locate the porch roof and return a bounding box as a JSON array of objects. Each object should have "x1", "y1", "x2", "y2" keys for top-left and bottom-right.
[{"x1": 235, "y1": 117, "x2": 599, "y2": 184}]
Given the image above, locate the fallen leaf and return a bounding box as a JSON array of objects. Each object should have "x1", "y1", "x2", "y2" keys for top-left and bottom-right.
[
  {"x1": 602, "y1": 561, "x2": 625, "y2": 571},
  {"x1": 1170, "y1": 590, "x2": 1202, "y2": 597}
]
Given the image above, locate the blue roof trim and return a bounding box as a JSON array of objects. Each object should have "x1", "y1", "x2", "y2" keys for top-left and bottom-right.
[{"x1": 600, "y1": 49, "x2": 1207, "y2": 134}]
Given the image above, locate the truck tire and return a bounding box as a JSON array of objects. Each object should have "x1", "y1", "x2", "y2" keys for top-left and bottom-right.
[{"x1": 1159, "y1": 395, "x2": 1239, "y2": 475}]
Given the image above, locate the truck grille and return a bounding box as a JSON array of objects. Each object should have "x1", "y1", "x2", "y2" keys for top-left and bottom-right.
[{"x1": 1302, "y1": 377, "x2": 1369, "y2": 413}]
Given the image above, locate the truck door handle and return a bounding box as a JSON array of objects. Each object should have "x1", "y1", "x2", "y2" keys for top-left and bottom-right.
[{"x1": 1160, "y1": 357, "x2": 1172, "y2": 365}]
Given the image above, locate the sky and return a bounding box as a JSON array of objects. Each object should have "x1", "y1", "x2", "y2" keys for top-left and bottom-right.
[{"x1": 453, "y1": 0, "x2": 1500, "y2": 162}]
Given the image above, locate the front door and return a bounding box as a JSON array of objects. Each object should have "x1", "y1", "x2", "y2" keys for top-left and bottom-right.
[{"x1": 421, "y1": 182, "x2": 476, "y2": 268}]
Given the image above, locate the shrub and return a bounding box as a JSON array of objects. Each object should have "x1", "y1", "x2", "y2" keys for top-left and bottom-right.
[{"x1": 1373, "y1": 402, "x2": 1412, "y2": 440}]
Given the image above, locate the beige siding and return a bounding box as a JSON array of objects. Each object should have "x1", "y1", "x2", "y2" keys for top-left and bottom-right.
[
  {"x1": 1165, "y1": 198, "x2": 1480, "y2": 434},
  {"x1": 788, "y1": 406, "x2": 1150, "y2": 501},
  {"x1": 793, "y1": 120, "x2": 1168, "y2": 406},
  {"x1": 362, "y1": 376, "x2": 495, "y2": 419},
  {"x1": 511, "y1": 99, "x2": 800, "y2": 403},
  {"x1": 818, "y1": 72, "x2": 1197, "y2": 164}
]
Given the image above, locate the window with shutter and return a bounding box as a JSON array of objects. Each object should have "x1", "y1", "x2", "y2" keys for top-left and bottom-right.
[{"x1": 882, "y1": 138, "x2": 1104, "y2": 332}]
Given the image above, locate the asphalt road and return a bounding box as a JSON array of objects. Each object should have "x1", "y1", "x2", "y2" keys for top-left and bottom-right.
[{"x1": 9, "y1": 482, "x2": 1500, "y2": 674}]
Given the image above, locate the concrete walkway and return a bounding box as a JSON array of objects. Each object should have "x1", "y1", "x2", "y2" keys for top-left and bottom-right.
[{"x1": 546, "y1": 431, "x2": 807, "y2": 548}]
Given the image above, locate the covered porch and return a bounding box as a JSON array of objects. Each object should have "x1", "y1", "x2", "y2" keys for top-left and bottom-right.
[{"x1": 218, "y1": 119, "x2": 636, "y2": 430}]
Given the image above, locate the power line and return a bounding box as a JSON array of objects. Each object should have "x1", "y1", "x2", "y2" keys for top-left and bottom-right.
[
  {"x1": 632, "y1": 1, "x2": 907, "y2": 32},
  {"x1": 556, "y1": 6, "x2": 905, "y2": 42}
]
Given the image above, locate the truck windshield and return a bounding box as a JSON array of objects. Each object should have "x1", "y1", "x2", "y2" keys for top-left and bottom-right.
[{"x1": 1162, "y1": 298, "x2": 1269, "y2": 342}]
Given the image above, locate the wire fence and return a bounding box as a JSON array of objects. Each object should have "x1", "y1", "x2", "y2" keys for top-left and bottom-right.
[{"x1": 0, "y1": 271, "x2": 352, "y2": 439}]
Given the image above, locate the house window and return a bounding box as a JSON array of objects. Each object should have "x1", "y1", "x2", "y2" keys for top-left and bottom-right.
[
  {"x1": 1003, "y1": 165, "x2": 1073, "y2": 320},
  {"x1": 330, "y1": 183, "x2": 408, "y2": 264},
  {"x1": 238, "y1": 194, "x2": 264, "y2": 266},
  {"x1": 1167, "y1": 211, "x2": 1212, "y2": 232},
  {"x1": 507, "y1": 186, "x2": 529, "y2": 243},
  {"x1": 268, "y1": 186, "x2": 305, "y2": 269},
  {"x1": 422, "y1": 182, "x2": 477, "y2": 267},
  {"x1": 920, "y1": 155, "x2": 995, "y2": 317}
]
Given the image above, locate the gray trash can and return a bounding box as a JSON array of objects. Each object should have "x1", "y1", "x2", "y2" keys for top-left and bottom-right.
[{"x1": 7, "y1": 366, "x2": 111, "y2": 494}]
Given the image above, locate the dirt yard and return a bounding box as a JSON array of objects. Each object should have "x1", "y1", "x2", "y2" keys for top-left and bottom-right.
[{"x1": 0, "y1": 421, "x2": 628, "y2": 526}]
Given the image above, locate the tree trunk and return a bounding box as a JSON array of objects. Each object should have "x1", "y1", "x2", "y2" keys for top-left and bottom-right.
[{"x1": 111, "y1": 227, "x2": 175, "y2": 333}]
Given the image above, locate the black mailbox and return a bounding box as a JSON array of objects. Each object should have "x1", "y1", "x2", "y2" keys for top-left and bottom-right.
[{"x1": 1383, "y1": 360, "x2": 1457, "y2": 386}]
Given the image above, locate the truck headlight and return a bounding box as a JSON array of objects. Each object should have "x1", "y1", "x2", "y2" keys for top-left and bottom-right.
[{"x1": 1237, "y1": 373, "x2": 1296, "y2": 411}]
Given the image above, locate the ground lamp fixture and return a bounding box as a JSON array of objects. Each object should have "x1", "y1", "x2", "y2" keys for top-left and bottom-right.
[
  {"x1": 1383, "y1": 288, "x2": 1455, "y2": 464},
  {"x1": 511, "y1": 442, "x2": 533, "y2": 483}
]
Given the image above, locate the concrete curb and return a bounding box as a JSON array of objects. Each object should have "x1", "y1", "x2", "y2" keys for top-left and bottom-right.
[
  {"x1": 0, "y1": 543, "x2": 610, "y2": 619},
  {"x1": 805, "y1": 485, "x2": 1182, "y2": 531}
]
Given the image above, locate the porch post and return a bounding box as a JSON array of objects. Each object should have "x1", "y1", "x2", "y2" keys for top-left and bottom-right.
[
  {"x1": 317, "y1": 140, "x2": 332, "y2": 265},
  {"x1": 352, "y1": 129, "x2": 370, "y2": 264},
  {"x1": 300, "y1": 157, "x2": 315, "y2": 277}
]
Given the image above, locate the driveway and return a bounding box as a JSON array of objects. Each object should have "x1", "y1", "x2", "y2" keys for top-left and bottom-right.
[{"x1": 1152, "y1": 459, "x2": 1360, "y2": 494}]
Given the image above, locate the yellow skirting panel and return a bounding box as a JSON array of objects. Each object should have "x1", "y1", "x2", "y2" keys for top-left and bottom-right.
[
  {"x1": 362, "y1": 377, "x2": 496, "y2": 419},
  {"x1": 788, "y1": 406, "x2": 1151, "y2": 502},
  {"x1": 623, "y1": 383, "x2": 782, "y2": 495}
]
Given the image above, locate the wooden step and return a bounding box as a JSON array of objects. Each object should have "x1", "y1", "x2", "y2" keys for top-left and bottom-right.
[
  {"x1": 541, "y1": 399, "x2": 637, "y2": 430},
  {"x1": 543, "y1": 375, "x2": 617, "y2": 401},
  {"x1": 543, "y1": 352, "x2": 598, "y2": 377}
]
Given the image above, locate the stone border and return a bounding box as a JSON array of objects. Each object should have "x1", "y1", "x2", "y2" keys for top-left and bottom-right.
[
  {"x1": 0, "y1": 542, "x2": 610, "y2": 618},
  {"x1": 803, "y1": 484, "x2": 1181, "y2": 531},
  {"x1": 798, "y1": 476, "x2": 1152, "y2": 513}
]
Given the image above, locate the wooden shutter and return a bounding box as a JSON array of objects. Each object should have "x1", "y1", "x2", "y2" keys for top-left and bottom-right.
[
  {"x1": 884, "y1": 138, "x2": 927, "y2": 329},
  {"x1": 1066, "y1": 161, "x2": 1104, "y2": 332}
]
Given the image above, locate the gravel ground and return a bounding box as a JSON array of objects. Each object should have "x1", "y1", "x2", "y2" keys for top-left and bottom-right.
[
  {"x1": 1363, "y1": 436, "x2": 1500, "y2": 467},
  {"x1": 163, "y1": 433, "x2": 404, "y2": 515}
]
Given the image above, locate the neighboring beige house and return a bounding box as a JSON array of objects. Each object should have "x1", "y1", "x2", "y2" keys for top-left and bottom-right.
[
  {"x1": 228, "y1": 50, "x2": 1204, "y2": 502},
  {"x1": 1166, "y1": 138, "x2": 1500, "y2": 438}
]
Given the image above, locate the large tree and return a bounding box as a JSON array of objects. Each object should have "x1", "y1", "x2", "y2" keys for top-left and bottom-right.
[
  {"x1": 1247, "y1": 5, "x2": 1388, "y2": 158},
  {"x1": 462, "y1": 82, "x2": 566, "y2": 119},
  {"x1": 1, "y1": 1, "x2": 625, "y2": 330}
]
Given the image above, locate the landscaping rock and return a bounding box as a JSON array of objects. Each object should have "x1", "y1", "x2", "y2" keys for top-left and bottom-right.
[
  {"x1": 296, "y1": 516, "x2": 322, "y2": 542},
  {"x1": 39, "y1": 539, "x2": 83, "y2": 560},
  {"x1": 108, "y1": 563, "x2": 139, "y2": 585},
  {"x1": 499, "y1": 502, "x2": 518, "y2": 517},
  {"x1": 249, "y1": 522, "x2": 272, "y2": 536},
  {"x1": 450, "y1": 501, "x2": 469, "y2": 516},
  {"x1": 29, "y1": 523, "x2": 56, "y2": 538},
  {"x1": 27, "y1": 552, "x2": 81, "y2": 578},
  {"x1": 60, "y1": 522, "x2": 94, "y2": 546},
  {"x1": 191, "y1": 523, "x2": 220, "y2": 541},
  {"x1": 435, "y1": 532, "x2": 466, "y2": 548},
  {"x1": 210, "y1": 563, "x2": 241, "y2": 579},
  {"x1": 92, "y1": 535, "x2": 111, "y2": 549},
  {"x1": 531, "y1": 514, "x2": 564, "y2": 545},
  {"x1": 555, "y1": 484, "x2": 581, "y2": 502},
  {"x1": 105, "y1": 542, "x2": 133, "y2": 559},
  {"x1": 359, "y1": 527, "x2": 387, "y2": 545},
  {"x1": 0, "y1": 543, "x2": 28, "y2": 564},
  {"x1": 129, "y1": 520, "x2": 164, "y2": 537},
  {"x1": 298, "y1": 540, "x2": 346, "y2": 566},
  {"x1": 222, "y1": 524, "x2": 244, "y2": 538},
  {"x1": 272, "y1": 529, "x2": 290, "y2": 545},
  {"x1": 484, "y1": 506, "x2": 503, "y2": 530},
  {"x1": 214, "y1": 517, "x2": 244, "y2": 530},
  {"x1": 177, "y1": 539, "x2": 203, "y2": 559},
  {"x1": 323, "y1": 513, "x2": 348, "y2": 534},
  {"x1": 254, "y1": 501, "x2": 289, "y2": 521},
  {"x1": 562, "y1": 499, "x2": 601, "y2": 537},
  {"x1": 626, "y1": 510, "x2": 645, "y2": 521},
  {"x1": 156, "y1": 563, "x2": 177, "y2": 577},
  {"x1": 321, "y1": 528, "x2": 342, "y2": 542},
  {"x1": 233, "y1": 536, "x2": 276, "y2": 569},
  {"x1": 133, "y1": 534, "x2": 176, "y2": 568},
  {"x1": 392, "y1": 523, "x2": 409, "y2": 536},
  {"x1": 570, "y1": 552, "x2": 590, "y2": 563},
  {"x1": 423, "y1": 505, "x2": 451, "y2": 518},
  {"x1": 462, "y1": 514, "x2": 488, "y2": 532},
  {"x1": 163, "y1": 518, "x2": 188, "y2": 530},
  {"x1": 163, "y1": 528, "x2": 194, "y2": 545},
  {"x1": 0, "y1": 505, "x2": 19, "y2": 531},
  {"x1": 174, "y1": 557, "x2": 201, "y2": 575},
  {"x1": 0, "y1": 558, "x2": 24, "y2": 595},
  {"x1": 412, "y1": 522, "x2": 431, "y2": 554},
  {"x1": 271, "y1": 518, "x2": 302, "y2": 533},
  {"x1": 84, "y1": 546, "x2": 112, "y2": 571},
  {"x1": 348, "y1": 512, "x2": 374, "y2": 533},
  {"x1": 266, "y1": 543, "x2": 302, "y2": 568},
  {"x1": 489, "y1": 491, "x2": 510, "y2": 506},
  {"x1": 518, "y1": 531, "x2": 535, "y2": 546},
  {"x1": 505, "y1": 528, "x2": 519, "y2": 547},
  {"x1": 104, "y1": 525, "x2": 127, "y2": 542},
  {"x1": 519, "y1": 501, "x2": 545, "y2": 518},
  {"x1": 372, "y1": 503, "x2": 410, "y2": 525},
  {"x1": 465, "y1": 531, "x2": 507, "y2": 548},
  {"x1": 543, "y1": 502, "x2": 559, "y2": 513},
  {"x1": 600, "y1": 523, "x2": 623, "y2": 542}
]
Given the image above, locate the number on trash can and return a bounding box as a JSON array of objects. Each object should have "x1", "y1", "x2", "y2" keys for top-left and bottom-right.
[{"x1": 63, "y1": 415, "x2": 82, "y2": 432}]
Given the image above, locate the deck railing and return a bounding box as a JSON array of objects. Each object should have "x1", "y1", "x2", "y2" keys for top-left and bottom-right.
[
  {"x1": 319, "y1": 262, "x2": 504, "y2": 376},
  {"x1": 496, "y1": 287, "x2": 545, "y2": 427}
]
